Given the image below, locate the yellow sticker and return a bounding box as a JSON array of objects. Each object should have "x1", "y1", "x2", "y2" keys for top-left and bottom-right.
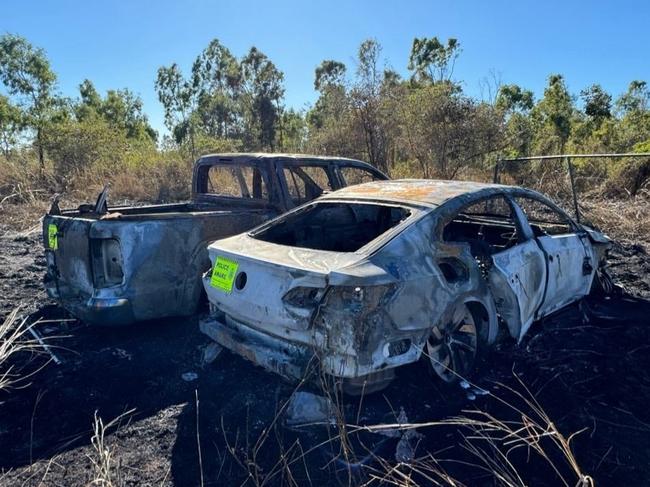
[
  {"x1": 48, "y1": 223, "x2": 58, "y2": 250},
  {"x1": 210, "y1": 256, "x2": 239, "y2": 293}
]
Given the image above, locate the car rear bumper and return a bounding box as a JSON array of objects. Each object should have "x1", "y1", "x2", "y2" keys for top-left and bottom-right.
[
  {"x1": 45, "y1": 277, "x2": 135, "y2": 326},
  {"x1": 198, "y1": 312, "x2": 419, "y2": 389},
  {"x1": 199, "y1": 314, "x2": 315, "y2": 381}
]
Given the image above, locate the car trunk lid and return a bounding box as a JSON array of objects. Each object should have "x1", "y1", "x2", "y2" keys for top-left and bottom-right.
[{"x1": 203, "y1": 234, "x2": 365, "y2": 335}]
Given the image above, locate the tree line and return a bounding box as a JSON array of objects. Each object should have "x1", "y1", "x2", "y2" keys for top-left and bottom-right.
[{"x1": 1, "y1": 33, "x2": 649, "y2": 193}]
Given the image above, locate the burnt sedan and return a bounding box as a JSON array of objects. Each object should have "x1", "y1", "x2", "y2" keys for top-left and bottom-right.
[{"x1": 200, "y1": 180, "x2": 611, "y2": 392}]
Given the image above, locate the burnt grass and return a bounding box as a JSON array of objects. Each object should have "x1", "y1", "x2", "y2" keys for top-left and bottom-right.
[{"x1": 1, "y1": 225, "x2": 650, "y2": 486}]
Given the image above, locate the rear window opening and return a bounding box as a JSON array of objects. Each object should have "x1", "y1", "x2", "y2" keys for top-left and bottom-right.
[{"x1": 252, "y1": 202, "x2": 411, "y2": 252}]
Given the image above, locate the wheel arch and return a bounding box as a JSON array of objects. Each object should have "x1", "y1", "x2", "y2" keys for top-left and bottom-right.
[{"x1": 463, "y1": 296, "x2": 499, "y2": 345}]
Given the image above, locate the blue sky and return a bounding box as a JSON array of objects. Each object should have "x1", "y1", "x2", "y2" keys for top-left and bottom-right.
[{"x1": 3, "y1": 0, "x2": 649, "y2": 135}]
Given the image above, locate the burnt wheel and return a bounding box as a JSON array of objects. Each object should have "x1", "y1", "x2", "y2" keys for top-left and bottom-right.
[{"x1": 426, "y1": 304, "x2": 480, "y2": 383}]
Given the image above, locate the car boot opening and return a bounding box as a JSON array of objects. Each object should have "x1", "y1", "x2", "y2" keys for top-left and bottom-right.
[{"x1": 252, "y1": 202, "x2": 411, "y2": 252}]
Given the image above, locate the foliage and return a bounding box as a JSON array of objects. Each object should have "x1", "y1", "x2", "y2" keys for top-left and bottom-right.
[
  {"x1": 0, "y1": 95, "x2": 24, "y2": 158},
  {"x1": 398, "y1": 83, "x2": 504, "y2": 178},
  {"x1": 408, "y1": 36, "x2": 461, "y2": 83},
  {"x1": 0, "y1": 34, "x2": 57, "y2": 166},
  {"x1": 42, "y1": 118, "x2": 129, "y2": 180},
  {"x1": 155, "y1": 40, "x2": 285, "y2": 156},
  {"x1": 76, "y1": 80, "x2": 157, "y2": 142},
  {"x1": 0, "y1": 33, "x2": 650, "y2": 208},
  {"x1": 531, "y1": 74, "x2": 574, "y2": 154}
]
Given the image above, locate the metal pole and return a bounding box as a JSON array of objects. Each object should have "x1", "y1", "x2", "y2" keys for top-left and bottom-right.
[
  {"x1": 493, "y1": 159, "x2": 500, "y2": 184},
  {"x1": 566, "y1": 156, "x2": 581, "y2": 223}
]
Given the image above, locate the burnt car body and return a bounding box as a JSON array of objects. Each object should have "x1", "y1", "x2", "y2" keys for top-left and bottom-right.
[
  {"x1": 200, "y1": 179, "x2": 611, "y2": 391},
  {"x1": 42, "y1": 153, "x2": 387, "y2": 326}
]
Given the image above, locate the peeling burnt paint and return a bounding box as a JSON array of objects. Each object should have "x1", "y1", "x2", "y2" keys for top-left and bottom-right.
[{"x1": 201, "y1": 179, "x2": 611, "y2": 390}]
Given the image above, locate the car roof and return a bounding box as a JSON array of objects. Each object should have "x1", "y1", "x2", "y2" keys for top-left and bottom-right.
[
  {"x1": 196, "y1": 152, "x2": 374, "y2": 167},
  {"x1": 320, "y1": 179, "x2": 518, "y2": 207}
]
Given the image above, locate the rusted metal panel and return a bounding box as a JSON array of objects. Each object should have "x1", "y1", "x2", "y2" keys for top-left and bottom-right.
[{"x1": 322, "y1": 179, "x2": 505, "y2": 207}]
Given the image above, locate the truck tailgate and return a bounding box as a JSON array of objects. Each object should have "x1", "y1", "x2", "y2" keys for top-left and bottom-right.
[{"x1": 43, "y1": 215, "x2": 95, "y2": 299}]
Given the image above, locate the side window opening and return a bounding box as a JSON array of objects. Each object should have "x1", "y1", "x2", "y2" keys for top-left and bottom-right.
[
  {"x1": 253, "y1": 202, "x2": 411, "y2": 252},
  {"x1": 204, "y1": 164, "x2": 268, "y2": 200},
  {"x1": 340, "y1": 166, "x2": 380, "y2": 186},
  {"x1": 514, "y1": 197, "x2": 573, "y2": 236},
  {"x1": 283, "y1": 166, "x2": 332, "y2": 205},
  {"x1": 443, "y1": 197, "x2": 520, "y2": 252},
  {"x1": 442, "y1": 196, "x2": 521, "y2": 275}
]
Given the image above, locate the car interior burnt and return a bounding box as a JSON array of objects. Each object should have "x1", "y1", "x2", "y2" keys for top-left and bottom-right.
[
  {"x1": 252, "y1": 202, "x2": 411, "y2": 252},
  {"x1": 441, "y1": 197, "x2": 522, "y2": 277},
  {"x1": 443, "y1": 197, "x2": 521, "y2": 254}
]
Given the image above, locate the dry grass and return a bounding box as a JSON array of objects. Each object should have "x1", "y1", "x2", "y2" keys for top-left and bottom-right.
[
  {"x1": 349, "y1": 377, "x2": 593, "y2": 487},
  {"x1": 88, "y1": 409, "x2": 136, "y2": 487},
  {"x1": 581, "y1": 189, "x2": 650, "y2": 243},
  {"x1": 0, "y1": 309, "x2": 48, "y2": 392},
  {"x1": 2, "y1": 150, "x2": 649, "y2": 243},
  {"x1": 215, "y1": 353, "x2": 592, "y2": 487}
]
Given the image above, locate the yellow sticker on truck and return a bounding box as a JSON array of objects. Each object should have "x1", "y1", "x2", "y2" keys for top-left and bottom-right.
[
  {"x1": 210, "y1": 256, "x2": 239, "y2": 293},
  {"x1": 48, "y1": 223, "x2": 58, "y2": 250}
]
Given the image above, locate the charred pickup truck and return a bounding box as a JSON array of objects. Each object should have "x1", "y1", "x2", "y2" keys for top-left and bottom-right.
[{"x1": 43, "y1": 153, "x2": 387, "y2": 325}]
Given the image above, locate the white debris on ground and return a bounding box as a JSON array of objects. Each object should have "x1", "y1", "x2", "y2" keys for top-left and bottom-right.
[
  {"x1": 392, "y1": 407, "x2": 424, "y2": 463},
  {"x1": 112, "y1": 348, "x2": 132, "y2": 360},
  {"x1": 201, "y1": 342, "x2": 223, "y2": 366},
  {"x1": 460, "y1": 379, "x2": 490, "y2": 400},
  {"x1": 374, "y1": 407, "x2": 423, "y2": 463},
  {"x1": 284, "y1": 392, "x2": 336, "y2": 426},
  {"x1": 181, "y1": 372, "x2": 198, "y2": 382},
  {"x1": 377, "y1": 407, "x2": 409, "y2": 438},
  {"x1": 396, "y1": 434, "x2": 419, "y2": 463}
]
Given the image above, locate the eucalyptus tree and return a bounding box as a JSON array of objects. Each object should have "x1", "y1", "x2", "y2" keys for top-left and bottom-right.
[
  {"x1": 239, "y1": 47, "x2": 285, "y2": 150},
  {"x1": 532, "y1": 74, "x2": 574, "y2": 154},
  {"x1": 156, "y1": 62, "x2": 200, "y2": 156},
  {"x1": 408, "y1": 36, "x2": 461, "y2": 84},
  {"x1": 0, "y1": 95, "x2": 24, "y2": 159},
  {"x1": 0, "y1": 34, "x2": 58, "y2": 167}
]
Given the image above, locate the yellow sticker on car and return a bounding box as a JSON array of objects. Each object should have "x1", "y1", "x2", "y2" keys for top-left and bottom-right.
[
  {"x1": 48, "y1": 223, "x2": 58, "y2": 250},
  {"x1": 210, "y1": 256, "x2": 239, "y2": 293}
]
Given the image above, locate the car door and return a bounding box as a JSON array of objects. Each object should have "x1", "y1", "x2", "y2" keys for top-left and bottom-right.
[
  {"x1": 484, "y1": 198, "x2": 546, "y2": 340},
  {"x1": 513, "y1": 196, "x2": 595, "y2": 317},
  {"x1": 441, "y1": 195, "x2": 546, "y2": 341}
]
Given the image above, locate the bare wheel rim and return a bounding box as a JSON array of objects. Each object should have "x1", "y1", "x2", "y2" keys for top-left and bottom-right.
[{"x1": 426, "y1": 305, "x2": 478, "y2": 383}]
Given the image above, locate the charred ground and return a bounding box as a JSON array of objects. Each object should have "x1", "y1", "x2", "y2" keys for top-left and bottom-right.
[{"x1": 1, "y1": 224, "x2": 650, "y2": 486}]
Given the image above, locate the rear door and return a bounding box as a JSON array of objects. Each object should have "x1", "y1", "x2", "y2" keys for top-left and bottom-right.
[
  {"x1": 513, "y1": 196, "x2": 595, "y2": 317},
  {"x1": 441, "y1": 195, "x2": 546, "y2": 340}
]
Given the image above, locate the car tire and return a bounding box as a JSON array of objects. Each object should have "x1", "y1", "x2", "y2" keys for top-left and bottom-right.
[
  {"x1": 424, "y1": 302, "x2": 488, "y2": 384},
  {"x1": 590, "y1": 267, "x2": 617, "y2": 297}
]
